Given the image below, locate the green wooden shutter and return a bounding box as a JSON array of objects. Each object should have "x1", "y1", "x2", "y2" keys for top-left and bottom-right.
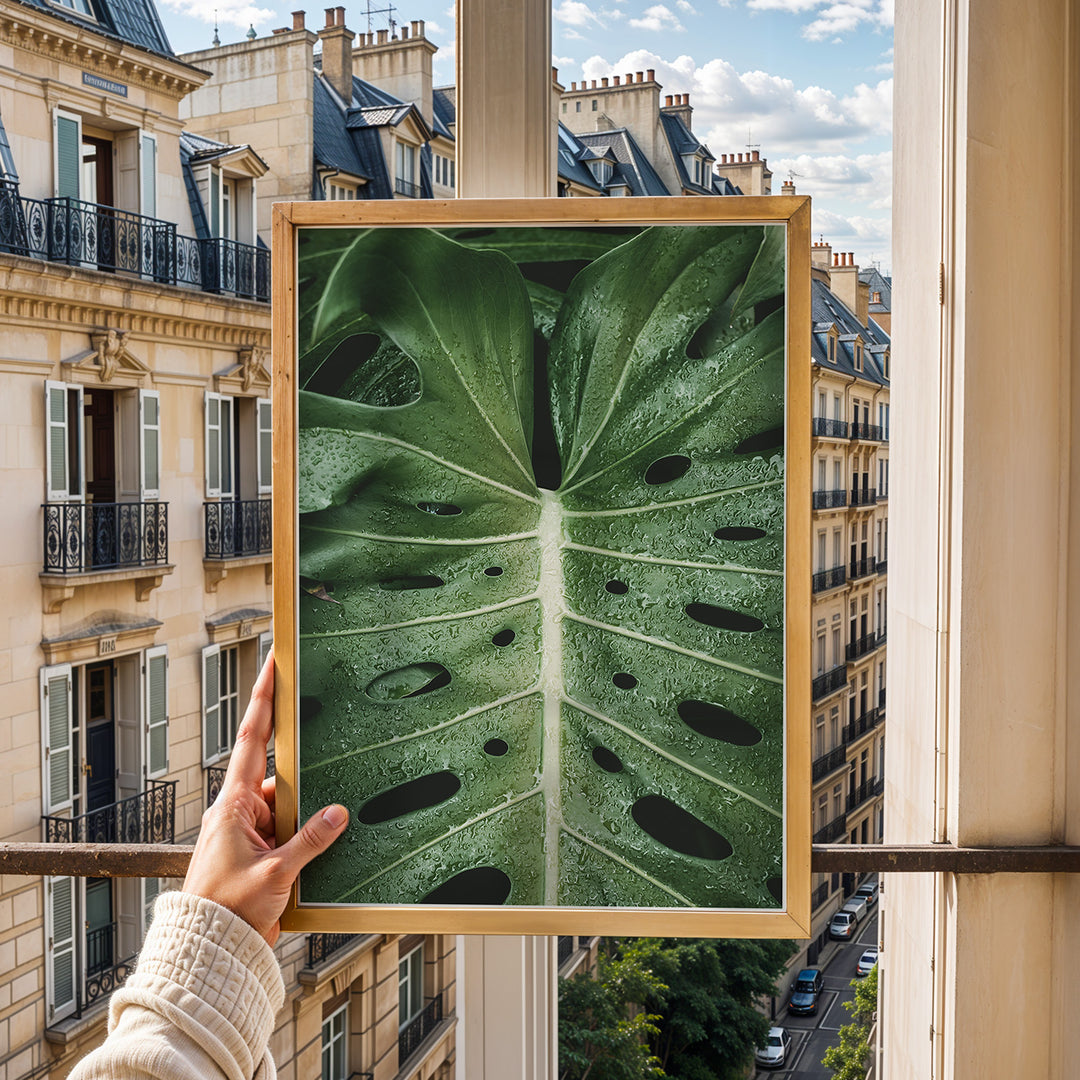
[
  {"x1": 219, "y1": 395, "x2": 233, "y2": 498},
  {"x1": 45, "y1": 382, "x2": 70, "y2": 501},
  {"x1": 54, "y1": 114, "x2": 80, "y2": 200},
  {"x1": 209, "y1": 167, "x2": 220, "y2": 236},
  {"x1": 139, "y1": 389, "x2": 161, "y2": 499},
  {"x1": 40, "y1": 664, "x2": 73, "y2": 815},
  {"x1": 140, "y1": 133, "x2": 157, "y2": 218},
  {"x1": 202, "y1": 644, "x2": 221, "y2": 766},
  {"x1": 145, "y1": 645, "x2": 168, "y2": 778},
  {"x1": 46, "y1": 876, "x2": 77, "y2": 1022},
  {"x1": 257, "y1": 398, "x2": 272, "y2": 495}
]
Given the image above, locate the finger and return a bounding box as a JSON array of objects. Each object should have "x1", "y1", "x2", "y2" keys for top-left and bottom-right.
[
  {"x1": 273, "y1": 804, "x2": 349, "y2": 879},
  {"x1": 261, "y1": 775, "x2": 276, "y2": 811},
  {"x1": 226, "y1": 648, "x2": 275, "y2": 789}
]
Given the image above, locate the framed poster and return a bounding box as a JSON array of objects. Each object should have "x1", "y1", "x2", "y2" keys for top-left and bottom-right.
[{"x1": 273, "y1": 197, "x2": 810, "y2": 937}]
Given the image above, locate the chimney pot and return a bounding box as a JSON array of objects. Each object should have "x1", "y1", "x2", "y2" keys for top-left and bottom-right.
[
  {"x1": 646, "y1": 68, "x2": 655, "y2": 81},
  {"x1": 625, "y1": 72, "x2": 633, "y2": 83},
  {"x1": 411, "y1": 19, "x2": 419, "y2": 34},
  {"x1": 752, "y1": 150, "x2": 759, "y2": 161},
  {"x1": 636, "y1": 71, "x2": 643, "y2": 82},
  {"x1": 665, "y1": 94, "x2": 673, "y2": 106},
  {"x1": 591, "y1": 79, "x2": 597, "y2": 88},
  {"x1": 739, "y1": 153, "x2": 744, "y2": 162},
  {"x1": 416, "y1": 19, "x2": 424, "y2": 35},
  {"x1": 834, "y1": 254, "x2": 840, "y2": 266},
  {"x1": 613, "y1": 75, "x2": 620, "y2": 86},
  {"x1": 334, "y1": 5, "x2": 343, "y2": 24},
  {"x1": 601, "y1": 77, "x2": 608, "y2": 87},
  {"x1": 324, "y1": 7, "x2": 334, "y2": 27},
  {"x1": 401, "y1": 25, "x2": 409, "y2": 38},
  {"x1": 377, "y1": 28, "x2": 387, "y2": 42},
  {"x1": 291, "y1": 9, "x2": 305, "y2": 29},
  {"x1": 571, "y1": 81, "x2": 577, "y2": 90}
]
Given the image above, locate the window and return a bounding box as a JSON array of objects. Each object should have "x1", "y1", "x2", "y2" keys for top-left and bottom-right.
[
  {"x1": 854, "y1": 342, "x2": 864, "y2": 371},
  {"x1": 51, "y1": 0, "x2": 95, "y2": 17},
  {"x1": 827, "y1": 335, "x2": 837, "y2": 363},
  {"x1": 817, "y1": 794, "x2": 828, "y2": 830},
  {"x1": 399, "y1": 944, "x2": 424, "y2": 1027},
  {"x1": 396, "y1": 141, "x2": 417, "y2": 186},
  {"x1": 832, "y1": 627, "x2": 841, "y2": 668},
  {"x1": 815, "y1": 633, "x2": 826, "y2": 676},
  {"x1": 591, "y1": 99, "x2": 597, "y2": 111},
  {"x1": 205, "y1": 392, "x2": 272, "y2": 500},
  {"x1": 816, "y1": 530, "x2": 826, "y2": 572},
  {"x1": 575, "y1": 101, "x2": 581, "y2": 112},
  {"x1": 816, "y1": 458, "x2": 826, "y2": 489},
  {"x1": 815, "y1": 715, "x2": 825, "y2": 758},
  {"x1": 562, "y1": 102, "x2": 567, "y2": 113},
  {"x1": 322, "y1": 1000, "x2": 349, "y2": 1080},
  {"x1": 588, "y1": 159, "x2": 612, "y2": 185},
  {"x1": 818, "y1": 390, "x2": 827, "y2": 417},
  {"x1": 205, "y1": 166, "x2": 254, "y2": 242},
  {"x1": 201, "y1": 643, "x2": 240, "y2": 766},
  {"x1": 327, "y1": 181, "x2": 357, "y2": 200}
]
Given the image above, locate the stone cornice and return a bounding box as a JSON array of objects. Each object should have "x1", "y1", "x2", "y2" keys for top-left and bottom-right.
[{"x1": 0, "y1": 2, "x2": 211, "y2": 99}]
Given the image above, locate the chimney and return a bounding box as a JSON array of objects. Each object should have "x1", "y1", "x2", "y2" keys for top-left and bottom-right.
[
  {"x1": 353, "y1": 14, "x2": 437, "y2": 129},
  {"x1": 292, "y1": 9, "x2": 305, "y2": 29},
  {"x1": 661, "y1": 90, "x2": 693, "y2": 131},
  {"x1": 811, "y1": 239, "x2": 832, "y2": 271},
  {"x1": 781, "y1": 179, "x2": 796, "y2": 195},
  {"x1": 646, "y1": 68, "x2": 655, "y2": 81},
  {"x1": 635, "y1": 71, "x2": 643, "y2": 82},
  {"x1": 613, "y1": 75, "x2": 620, "y2": 86},
  {"x1": 318, "y1": 7, "x2": 355, "y2": 101},
  {"x1": 830, "y1": 252, "x2": 868, "y2": 324},
  {"x1": 401, "y1": 24, "x2": 409, "y2": 38}
]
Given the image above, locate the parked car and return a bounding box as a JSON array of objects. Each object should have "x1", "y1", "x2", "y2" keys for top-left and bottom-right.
[
  {"x1": 754, "y1": 1026, "x2": 792, "y2": 1069},
  {"x1": 788, "y1": 967, "x2": 824, "y2": 1015},
  {"x1": 842, "y1": 895, "x2": 868, "y2": 924},
  {"x1": 856, "y1": 947, "x2": 879, "y2": 976},
  {"x1": 854, "y1": 880, "x2": 879, "y2": 906},
  {"x1": 830, "y1": 910, "x2": 856, "y2": 940}
]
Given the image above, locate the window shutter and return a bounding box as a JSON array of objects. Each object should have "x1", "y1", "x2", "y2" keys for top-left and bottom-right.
[
  {"x1": 257, "y1": 398, "x2": 272, "y2": 494},
  {"x1": 140, "y1": 133, "x2": 157, "y2": 219},
  {"x1": 144, "y1": 645, "x2": 168, "y2": 778},
  {"x1": 54, "y1": 112, "x2": 80, "y2": 200},
  {"x1": 205, "y1": 392, "x2": 221, "y2": 498},
  {"x1": 202, "y1": 644, "x2": 221, "y2": 767},
  {"x1": 45, "y1": 876, "x2": 78, "y2": 1022},
  {"x1": 219, "y1": 395, "x2": 233, "y2": 498},
  {"x1": 45, "y1": 382, "x2": 70, "y2": 502},
  {"x1": 210, "y1": 167, "x2": 221, "y2": 237},
  {"x1": 258, "y1": 630, "x2": 273, "y2": 671},
  {"x1": 40, "y1": 664, "x2": 73, "y2": 816},
  {"x1": 139, "y1": 389, "x2": 161, "y2": 499},
  {"x1": 142, "y1": 876, "x2": 161, "y2": 933}
]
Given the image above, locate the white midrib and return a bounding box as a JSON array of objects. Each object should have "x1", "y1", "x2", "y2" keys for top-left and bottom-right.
[{"x1": 538, "y1": 489, "x2": 565, "y2": 906}]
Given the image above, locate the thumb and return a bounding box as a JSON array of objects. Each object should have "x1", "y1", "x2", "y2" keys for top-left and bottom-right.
[{"x1": 276, "y1": 804, "x2": 349, "y2": 877}]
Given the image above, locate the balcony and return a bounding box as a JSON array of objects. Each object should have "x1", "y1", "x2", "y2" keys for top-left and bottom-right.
[
  {"x1": 812, "y1": 489, "x2": 847, "y2": 510},
  {"x1": 811, "y1": 881, "x2": 832, "y2": 909},
  {"x1": 843, "y1": 707, "x2": 883, "y2": 745},
  {"x1": 850, "y1": 422, "x2": 883, "y2": 441},
  {"x1": 76, "y1": 921, "x2": 136, "y2": 1019},
  {"x1": 812, "y1": 565, "x2": 847, "y2": 593},
  {"x1": 812, "y1": 664, "x2": 847, "y2": 701},
  {"x1": 879, "y1": 687, "x2": 887, "y2": 714},
  {"x1": 395, "y1": 177, "x2": 422, "y2": 198},
  {"x1": 813, "y1": 814, "x2": 847, "y2": 845},
  {"x1": 850, "y1": 487, "x2": 878, "y2": 507},
  {"x1": 307, "y1": 932, "x2": 357, "y2": 967},
  {"x1": 812, "y1": 744, "x2": 848, "y2": 782},
  {"x1": 399, "y1": 992, "x2": 444, "y2": 1067},
  {"x1": 0, "y1": 187, "x2": 268, "y2": 302},
  {"x1": 43, "y1": 501, "x2": 168, "y2": 574},
  {"x1": 204, "y1": 500, "x2": 272, "y2": 559},
  {"x1": 846, "y1": 631, "x2": 879, "y2": 662},
  {"x1": 847, "y1": 776, "x2": 885, "y2": 814},
  {"x1": 43, "y1": 780, "x2": 176, "y2": 844},
  {"x1": 849, "y1": 556, "x2": 878, "y2": 580},
  {"x1": 877, "y1": 558, "x2": 888, "y2": 575},
  {"x1": 812, "y1": 417, "x2": 849, "y2": 438}
]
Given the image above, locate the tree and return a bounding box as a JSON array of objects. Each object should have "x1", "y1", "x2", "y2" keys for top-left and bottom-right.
[
  {"x1": 822, "y1": 966, "x2": 878, "y2": 1080},
  {"x1": 559, "y1": 939, "x2": 667, "y2": 1080}
]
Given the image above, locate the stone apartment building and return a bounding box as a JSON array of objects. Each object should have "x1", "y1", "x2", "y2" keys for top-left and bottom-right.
[{"x1": 0, "y1": 0, "x2": 456, "y2": 1076}]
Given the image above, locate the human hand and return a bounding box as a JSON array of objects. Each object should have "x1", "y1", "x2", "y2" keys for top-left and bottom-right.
[{"x1": 183, "y1": 648, "x2": 348, "y2": 945}]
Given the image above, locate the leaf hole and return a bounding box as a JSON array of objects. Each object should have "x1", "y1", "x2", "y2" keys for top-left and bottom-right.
[
  {"x1": 356, "y1": 770, "x2": 461, "y2": 824},
  {"x1": 378, "y1": 575, "x2": 445, "y2": 591},
  {"x1": 421, "y1": 866, "x2": 512, "y2": 905},
  {"x1": 492, "y1": 629, "x2": 516, "y2": 647},
  {"x1": 365, "y1": 662, "x2": 451, "y2": 701},
  {"x1": 605, "y1": 579, "x2": 628, "y2": 595},
  {"x1": 644, "y1": 454, "x2": 692, "y2": 486},
  {"x1": 677, "y1": 700, "x2": 763, "y2": 746},
  {"x1": 713, "y1": 526, "x2": 767, "y2": 541},
  {"x1": 612, "y1": 672, "x2": 638, "y2": 690},
  {"x1": 416, "y1": 501, "x2": 462, "y2": 516},
  {"x1": 483, "y1": 738, "x2": 509, "y2": 756},
  {"x1": 484, "y1": 566, "x2": 504, "y2": 577},
  {"x1": 766, "y1": 876, "x2": 783, "y2": 904},
  {"x1": 592, "y1": 746, "x2": 623, "y2": 773},
  {"x1": 685, "y1": 602, "x2": 764, "y2": 633},
  {"x1": 299, "y1": 696, "x2": 323, "y2": 722},
  {"x1": 631, "y1": 795, "x2": 733, "y2": 861},
  {"x1": 734, "y1": 426, "x2": 784, "y2": 455}
]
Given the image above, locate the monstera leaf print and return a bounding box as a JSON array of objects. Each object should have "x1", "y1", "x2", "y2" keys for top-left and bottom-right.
[{"x1": 296, "y1": 223, "x2": 785, "y2": 909}]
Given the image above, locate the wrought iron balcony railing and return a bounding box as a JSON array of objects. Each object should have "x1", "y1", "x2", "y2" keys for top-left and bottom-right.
[
  {"x1": 850, "y1": 423, "x2": 883, "y2": 441},
  {"x1": 0, "y1": 188, "x2": 268, "y2": 302},
  {"x1": 876, "y1": 558, "x2": 888, "y2": 575},
  {"x1": 558, "y1": 935, "x2": 574, "y2": 966},
  {"x1": 307, "y1": 932, "x2": 356, "y2": 967},
  {"x1": 43, "y1": 780, "x2": 176, "y2": 844},
  {"x1": 813, "y1": 814, "x2": 847, "y2": 845},
  {"x1": 810, "y1": 881, "x2": 832, "y2": 909},
  {"x1": 847, "y1": 776, "x2": 884, "y2": 814},
  {"x1": 846, "y1": 632, "x2": 879, "y2": 662},
  {"x1": 77, "y1": 921, "x2": 136, "y2": 1019},
  {"x1": 849, "y1": 556, "x2": 878, "y2": 580},
  {"x1": 42, "y1": 501, "x2": 168, "y2": 573},
  {"x1": 207, "y1": 752, "x2": 273, "y2": 808},
  {"x1": 399, "y1": 993, "x2": 443, "y2": 1066},
  {"x1": 395, "y1": 177, "x2": 422, "y2": 198},
  {"x1": 204, "y1": 500, "x2": 272, "y2": 559},
  {"x1": 812, "y1": 664, "x2": 847, "y2": 702},
  {"x1": 843, "y1": 707, "x2": 882, "y2": 745},
  {"x1": 812, "y1": 417, "x2": 849, "y2": 438},
  {"x1": 850, "y1": 487, "x2": 878, "y2": 507},
  {"x1": 812, "y1": 565, "x2": 847, "y2": 593},
  {"x1": 812, "y1": 489, "x2": 847, "y2": 510},
  {"x1": 812, "y1": 744, "x2": 848, "y2": 783},
  {"x1": 879, "y1": 687, "x2": 887, "y2": 711}
]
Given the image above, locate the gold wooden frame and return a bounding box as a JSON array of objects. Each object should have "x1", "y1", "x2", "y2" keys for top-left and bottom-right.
[{"x1": 273, "y1": 196, "x2": 811, "y2": 937}]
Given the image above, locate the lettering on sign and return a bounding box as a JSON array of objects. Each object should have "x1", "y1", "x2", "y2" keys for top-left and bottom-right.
[
  {"x1": 99, "y1": 636, "x2": 117, "y2": 655},
  {"x1": 240, "y1": 620, "x2": 254, "y2": 638},
  {"x1": 82, "y1": 72, "x2": 128, "y2": 96}
]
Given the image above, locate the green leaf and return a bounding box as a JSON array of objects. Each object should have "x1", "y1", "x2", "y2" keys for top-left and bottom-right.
[{"x1": 297, "y1": 224, "x2": 785, "y2": 910}]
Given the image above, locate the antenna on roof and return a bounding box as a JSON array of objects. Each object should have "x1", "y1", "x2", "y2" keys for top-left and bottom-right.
[
  {"x1": 212, "y1": 9, "x2": 220, "y2": 46},
  {"x1": 746, "y1": 127, "x2": 760, "y2": 154},
  {"x1": 362, "y1": 0, "x2": 398, "y2": 34}
]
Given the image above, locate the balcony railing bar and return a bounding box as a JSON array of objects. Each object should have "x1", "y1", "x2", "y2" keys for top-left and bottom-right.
[
  {"x1": 810, "y1": 881, "x2": 832, "y2": 909},
  {"x1": 849, "y1": 556, "x2": 878, "y2": 580},
  {"x1": 398, "y1": 993, "x2": 443, "y2": 1066},
  {"x1": 43, "y1": 780, "x2": 176, "y2": 845},
  {"x1": 812, "y1": 744, "x2": 848, "y2": 782},
  {"x1": 850, "y1": 487, "x2": 879, "y2": 507},
  {"x1": 812, "y1": 417, "x2": 849, "y2": 438},
  {"x1": 846, "y1": 631, "x2": 879, "y2": 662},
  {"x1": 203, "y1": 499, "x2": 272, "y2": 559},
  {"x1": 847, "y1": 776, "x2": 885, "y2": 814},
  {"x1": 207, "y1": 753, "x2": 274, "y2": 809},
  {"x1": 77, "y1": 920, "x2": 136, "y2": 1018},
  {"x1": 395, "y1": 177, "x2": 422, "y2": 198},
  {"x1": 812, "y1": 565, "x2": 847, "y2": 593},
  {"x1": 307, "y1": 932, "x2": 357, "y2": 967},
  {"x1": 812, "y1": 664, "x2": 847, "y2": 702},
  {"x1": 850, "y1": 423, "x2": 884, "y2": 441},
  {"x1": 843, "y1": 707, "x2": 883, "y2": 745},
  {"x1": 812, "y1": 489, "x2": 847, "y2": 510},
  {"x1": 813, "y1": 814, "x2": 848, "y2": 845},
  {"x1": 42, "y1": 501, "x2": 168, "y2": 573}
]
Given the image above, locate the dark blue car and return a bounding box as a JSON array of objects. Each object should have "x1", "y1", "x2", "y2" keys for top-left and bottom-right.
[{"x1": 788, "y1": 968, "x2": 823, "y2": 1015}]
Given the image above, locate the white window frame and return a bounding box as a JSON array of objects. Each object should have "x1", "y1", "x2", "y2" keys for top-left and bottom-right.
[
  {"x1": 257, "y1": 397, "x2": 272, "y2": 495},
  {"x1": 139, "y1": 389, "x2": 161, "y2": 500},
  {"x1": 45, "y1": 380, "x2": 84, "y2": 502},
  {"x1": 321, "y1": 1000, "x2": 349, "y2": 1080},
  {"x1": 398, "y1": 943, "x2": 424, "y2": 1028},
  {"x1": 41, "y1": 663, "x2": 74, "y2": 816},
  {"x1": 139, "y1": 131, "x2": 157, "y2": 220},
  {"x1": 201, "y1": 643, "x2": 222, "y2": 767},
  {"x1": 53, "y1": 108, "x2": 83, "y2": 201},
  {"x1": 144, "y1": 644, "x2": 169, "y2": 779},
  {"x1": 45, "y1": 875, "x2": 78, "y2": 1023},
  {"x1": 204, "y1": 392, "x2": 234, "y2": 499}
]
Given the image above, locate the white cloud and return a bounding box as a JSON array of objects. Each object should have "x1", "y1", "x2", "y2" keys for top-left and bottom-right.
[
  {"x1": 553, "y1": 54, "x2": 578, "y2": 68},
  {"x1": 773, "y1": 150, "x2": 891, "y2": 207},
  {"x1": 629, "y1": 4, "x2": 685, "y2": 31},
  {"x1": 163, "y1": 0, "x2": 273, "y2": 32},
  {"x1": 563, "y1": 27, "x2": 586, "y2": 39},
  {"x1": 675, "y1": 0, "x2": 698, "y2": 12},
  {"x1": 425, "y1": 20, "x2": 446, "y2": 35},
  {"x1": 744, "y1": 0, "x2": 891, "y2": 40},
  {"x1": 746, "y1": 0, "x2": 822, "y2": 12},
  {"x1": 554, "y1": 0, "x2": 604, "y2": 27}
]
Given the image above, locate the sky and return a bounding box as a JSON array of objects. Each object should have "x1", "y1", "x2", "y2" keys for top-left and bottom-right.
[{"x1": 160, "y1": 0, "x2": 893, "y2": 273}]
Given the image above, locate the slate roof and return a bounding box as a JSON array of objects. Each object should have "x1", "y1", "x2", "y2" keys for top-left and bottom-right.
[
  {"x1": 312, "y1": 74, "x2": 375, "y2": 188},
  {"x1": 572, "y1": 127, "x2": 670, "y2": 196},
  {"x1": 15, "y1": 0, "x2": 173, "y2": 57},
  {"x1": 810, "y1": 276, "x2": 890, "y2": 386},
  {"x1": 432, "y1": 87, "x2": 456, "y2": 138},
  {"x1": 859, "y1": 265, "x2": 893, "y2": 313},
  {"x1": 659, "y1": 110, "x2": 715, "y2": 195}
]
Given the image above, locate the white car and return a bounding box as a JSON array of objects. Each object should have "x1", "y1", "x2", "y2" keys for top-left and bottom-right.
[
  {"x1": 856, "y1": 947, "x2": 879, "y2": 976},
  {"x1": 754, "y1": 1026, "x2": 792, "y2": 1069}
]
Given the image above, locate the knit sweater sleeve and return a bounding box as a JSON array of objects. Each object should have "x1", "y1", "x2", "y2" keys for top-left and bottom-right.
[{"x1": 68, "y1": 892, "x2": 286, "y2": 1080}]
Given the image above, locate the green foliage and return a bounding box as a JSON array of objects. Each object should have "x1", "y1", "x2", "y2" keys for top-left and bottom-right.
[
  {"x1": 295, "y1": 224, "x2": 786, "y2": 908},
  {"x1": 822, "y1": 966, "x2": 878, "y2": 1080}
]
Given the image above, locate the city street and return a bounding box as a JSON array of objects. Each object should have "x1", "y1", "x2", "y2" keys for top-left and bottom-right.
[{"x1": 754, "y1": 910, "x2": 879, "y2": 1079}]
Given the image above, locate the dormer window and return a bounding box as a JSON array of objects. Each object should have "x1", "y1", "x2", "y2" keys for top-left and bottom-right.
[
  {"x1": 50, "y1": 0, "x2": 95, "y2": 19},
  {"x1": 588, "y1": 159, "x2": 612, "y2": 185},
  {"x1": 395, "y1": 140, "x2": 419, "y2": 198},
  {"x1": 327, "y1": 181, "x2": 357, "y2": 200},
  {"x1": 872, "y1": 291, "x2": 882, "y2": 304},
  {"x1": 827, "y1": 335, "x2": 837, "y2": 363},
  {"x1": 854, "y1": 342, "x2": 863, "y2": 371}
]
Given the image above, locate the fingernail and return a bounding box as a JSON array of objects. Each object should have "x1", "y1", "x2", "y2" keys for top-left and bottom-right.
[{"x1": 323, "y1": 804, "x2": 348, "y2": 828}]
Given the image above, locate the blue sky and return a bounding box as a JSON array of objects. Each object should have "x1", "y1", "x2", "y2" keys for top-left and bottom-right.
[{"x1": 161, "y1": 0, "x2": 893, "y2": 272}]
